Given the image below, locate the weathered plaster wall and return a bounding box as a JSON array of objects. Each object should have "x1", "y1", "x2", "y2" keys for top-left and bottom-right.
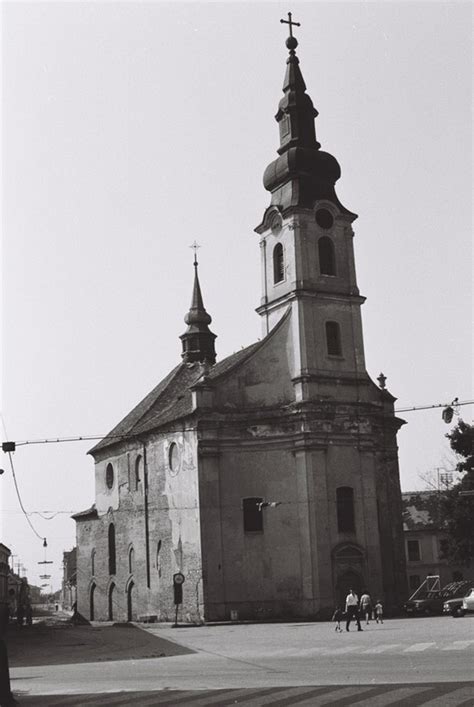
[
  {"x1": 76, "y1": 429, "x2": 203, "y2": 623},
  {"x1": 213, "y1": 312, "x2": 294, "y2": 409}
]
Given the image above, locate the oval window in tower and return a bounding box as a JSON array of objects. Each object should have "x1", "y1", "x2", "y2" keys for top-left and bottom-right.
[
  {"x1": 105, "y1": 463, "x2": 114, "y2": 489},
  {"x1": 169, "y1": 442, "x2": 181, "y2": 475},
  {"x1": 315, "y1": 208, "x2": 334, "y2": 229}
]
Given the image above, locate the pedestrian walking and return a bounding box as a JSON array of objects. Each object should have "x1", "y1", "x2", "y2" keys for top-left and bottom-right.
[
  {"x1": 345, "y1": 589, "x2": 363, "y2": 632},
  {"x1": 374, "y1": 600, "x2": 383, "y2": 624},
  {"x1": 331, "y1": 607, "x2": 343, "y2": 632},
  {"x1": 359, "y1": 590, "x2": 372, "y2": 625}
]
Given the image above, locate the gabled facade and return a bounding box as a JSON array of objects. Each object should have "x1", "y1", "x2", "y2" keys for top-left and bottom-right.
[{"x1": 74, "y1": 26, "x2": 407, "y2": 622}]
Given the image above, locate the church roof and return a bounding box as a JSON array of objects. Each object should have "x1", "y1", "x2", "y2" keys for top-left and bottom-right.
[
  {"x1": 71, "y1": 504, "x2": 98, "y2": 521},
  {"x1": 88, "y1": 338, "x2": 264, "y2": 456},
  {"x1": 88, "y1": 363, "x2": 201, "y2": 455}
]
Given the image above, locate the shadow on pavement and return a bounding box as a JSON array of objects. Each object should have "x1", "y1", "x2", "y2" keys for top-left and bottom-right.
[{"x1": 7, "y1": 618, "x2": 192, "y2": 667}]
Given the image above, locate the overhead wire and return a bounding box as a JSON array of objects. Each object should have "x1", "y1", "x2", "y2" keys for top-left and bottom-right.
[
  {"x1": 1, "y1": 414, "x2": 45, "y2": 542},
  {"x1": 3, "y1": 399, "x2": 473, "y2": 450}
]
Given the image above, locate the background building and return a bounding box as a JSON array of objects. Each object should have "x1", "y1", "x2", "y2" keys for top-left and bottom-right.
[
  {"x1": 61, "y1": 548, "x2": 77, "y2": 611},
  {"x1": 403, "y1": 491, "x2": 473, "y2": 593}
]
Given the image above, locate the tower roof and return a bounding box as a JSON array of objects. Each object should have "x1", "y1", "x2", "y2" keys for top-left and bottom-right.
[
  {"x1": 262, "y1": 17, "x2": 348, "y2": 213},
  {"x1": 180, "y1": 247, "x2": 216, "y2": 365}
]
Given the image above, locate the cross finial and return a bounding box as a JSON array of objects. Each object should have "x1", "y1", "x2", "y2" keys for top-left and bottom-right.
[
  {"x1": 190, "y1": 240, "x2": 201, "y2": 266},
  {"x1": 280, "y1": 12, "x2": 300, "y2": 39}
]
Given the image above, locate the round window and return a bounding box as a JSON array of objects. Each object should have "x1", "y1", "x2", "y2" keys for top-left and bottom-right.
[
  {"x1": 169, "y1": 443, "x2": 180, "y2": 475},
  {"x1": 105, "y1": 463, "x2": 114, "y2": 489},
  {"x1": 315, "y1": 208, "x2": 334, "y2": 229}
]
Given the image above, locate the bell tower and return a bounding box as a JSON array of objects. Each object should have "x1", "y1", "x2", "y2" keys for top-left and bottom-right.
[
  {"x1": 255, "y1": 18, "x2": 366, "y2": 402},
  {"x1": 180, "y1": 244, "x2": 216, "y2": 365}
]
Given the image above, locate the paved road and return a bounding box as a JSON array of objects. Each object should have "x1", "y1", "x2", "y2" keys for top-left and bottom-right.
[
  {"x1": 13, "y1": 682, "x2": 474, "y2": 706},
  {"x1": 10, "y1": 616, "x2": 474, "y2": 705}
]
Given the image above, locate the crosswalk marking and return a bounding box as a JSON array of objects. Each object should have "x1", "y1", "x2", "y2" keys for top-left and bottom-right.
[
  {"x1": 421, "y1": 685, "x2": 474, "y2": 706},
  {"x1": 362, "y1": 643, "x2": 402, "y2": 654},
  {"x1": 13, "y1": 684, "x2": 474, "y2": 706},
  {"x1": 347, "y1": 686, "x2": 432, "y2": 706},
  {"x1": 404, "y1": 642, "x2": 437, "y2": 652},
  {"x1": 442, "y1": 640, "x2": 474, "y2": 651}
]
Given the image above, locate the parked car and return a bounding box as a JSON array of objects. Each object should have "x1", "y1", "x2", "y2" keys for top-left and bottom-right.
[
  {"x1": 443, "y1": 585, "x2": 474, "y2": 617},
  {"x1": 404, "y1": 580, "x2": 473, "y2": 615},
  {"x1": 460, "y1": 587, "x2": 474, "y2": 616}
]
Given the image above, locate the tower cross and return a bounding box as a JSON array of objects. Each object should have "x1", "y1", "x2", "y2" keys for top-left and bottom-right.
[
  {"x1": 189, "y1": 240, "x2": 201, "y2": 266},
  {"x1": 280, "y1": 12, "x2": 300, "y2": 38}
]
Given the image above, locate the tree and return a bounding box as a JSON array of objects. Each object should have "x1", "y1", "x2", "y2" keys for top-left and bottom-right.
[{"x1": 436, "y1": 420, "x2": 474, "y2": 566}]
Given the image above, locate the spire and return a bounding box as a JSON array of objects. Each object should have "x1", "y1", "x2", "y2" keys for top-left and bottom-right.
[
  {"x1": 277, "y1": 13, "x2": 320, "y2": 154},
  {"x1": 180, "y1": 243, "x2": 216, "y2": 365},
  {"x1": 262, "y1": 15, "x2": 344, "y2": 212}
]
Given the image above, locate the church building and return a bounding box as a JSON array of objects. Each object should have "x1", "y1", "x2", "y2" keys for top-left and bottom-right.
[{"x1": 74, "y1": 22, "x2": 407, "y2": 623}]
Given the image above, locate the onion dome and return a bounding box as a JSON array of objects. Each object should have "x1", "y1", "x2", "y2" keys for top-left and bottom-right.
[{"x1": 263, "y1": 27, "x2": 346, "y2": 212}]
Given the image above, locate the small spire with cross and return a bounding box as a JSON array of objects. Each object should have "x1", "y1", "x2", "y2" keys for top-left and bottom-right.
[
  {"x1": 280, "y1": 12, "x2": 300, "y2": 51},
  {"x1": 189, "y1": 240, "x2": 201, "y2": 267}
]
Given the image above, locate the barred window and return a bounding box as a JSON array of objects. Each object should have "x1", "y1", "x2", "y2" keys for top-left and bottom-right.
[
  {"x1": 326, "y1": 321, "x2": 342, "y2": 356},
  {"x1": 273, "y1": 243, "x2": 284, "y2": 283}
]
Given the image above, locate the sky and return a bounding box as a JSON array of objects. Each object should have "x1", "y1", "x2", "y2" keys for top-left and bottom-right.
[{"x1": 1, "y1": 1, "x2": 472, "y2": 591}]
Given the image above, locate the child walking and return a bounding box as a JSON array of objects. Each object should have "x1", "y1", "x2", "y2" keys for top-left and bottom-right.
[
  {"x1": 332, "y1": 607, "x2": 343, "y2": 632},
  {"x1": 374, "y1": 600, "x2": 383, "y2": 624}
]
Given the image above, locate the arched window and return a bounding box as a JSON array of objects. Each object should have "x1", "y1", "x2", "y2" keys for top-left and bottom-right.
[
  {"x1": 318, "y1": 236, "x2": 336, "y2": 275},
  {"x1": 108, "y1": 523, "x2": 116, "y2": 575},
  {"x1": 326, "y1": 321, "x2": 342, "y2": 356},
  {"x1": 135, "y1": 455, "x2": 142, "y2": 490},
  {"x1": 273, "y1": 243, "x2": 284, "y2": 283},
  {"x1": 89, "y1": 583, "x2": 96, "y2": 621},
  {"x1": 336, "y1": 487, "x2": 355, "y2": 533},
  {"x1": 156, "y1": 539, "x2": 162, "y2": 578},
  {"x1": 91, "y1": 549, "x2": 96, "y2": 576},
  {"x1": 108, "y1": 582, "x2": 115, "y2": 621},
  {"x1": 128, "y1": 546, "x2": 134, "y2": 574}
]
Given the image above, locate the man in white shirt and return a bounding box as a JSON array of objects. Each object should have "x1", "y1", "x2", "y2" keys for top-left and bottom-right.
[{"x1": 345, "y1": 589, "x2": 363, "y2": 631}]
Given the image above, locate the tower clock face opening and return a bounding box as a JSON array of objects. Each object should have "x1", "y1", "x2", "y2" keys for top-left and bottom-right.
[{"x1": 315, "y1": 208, "x2": 334, "y2": 229}]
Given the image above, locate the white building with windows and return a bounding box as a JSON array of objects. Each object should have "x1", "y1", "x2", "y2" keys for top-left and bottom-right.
[
  {"x1": 74, "y1": 28, "x2": 407, "y2": 623},
  {"x1": 403, "y1": 491, "x2": 473, "y2": 594}
]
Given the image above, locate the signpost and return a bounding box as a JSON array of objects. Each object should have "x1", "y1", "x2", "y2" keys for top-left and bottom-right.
[{"x1": 173, "y1": 572, "x2": 185, "y2": 627}]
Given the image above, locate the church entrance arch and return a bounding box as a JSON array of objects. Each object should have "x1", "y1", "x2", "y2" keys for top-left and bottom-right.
[
  {"x1": 108, "y1": 582, "x2": 115, "y2": 621},
  {"x1": 126, "y1": 580, "x2": 136, "y2": 622},
  {"x1": 336, "y1": 570, "x2": 363, "y2": 607},
  {"x1": 89, "y1": 583, "x2": 96, "y2": 621},
  {"x1": 332, "y1": 544, "x2": 366, "y2": 606}
]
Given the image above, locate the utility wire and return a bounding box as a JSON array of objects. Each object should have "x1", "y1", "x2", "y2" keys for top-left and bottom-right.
[
  {"x1": 8, "y1": 452, "x2": 44, "y2": 540},
  {"x1": 3, "y1": 399, "x2": 473, "y2": 450},
  {"x1": 2, "y1": 422, "x2": 45, "y2": 542}
]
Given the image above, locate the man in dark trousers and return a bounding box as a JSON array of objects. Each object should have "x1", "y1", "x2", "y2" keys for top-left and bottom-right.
[
  {"x1": 0, "y1": 604, "x2": 17, "y2": 706},
  {"x1": 345, "y1": 588, "x2": 363, "y2": 632}
]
